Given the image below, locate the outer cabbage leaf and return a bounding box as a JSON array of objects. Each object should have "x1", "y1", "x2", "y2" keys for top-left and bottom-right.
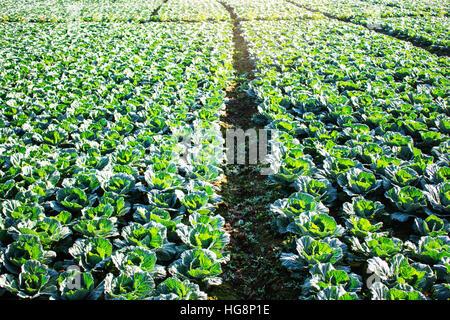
[
  {"x1": 431, "y1": 283, "x2": 450, "y2": 300},
  {"x1": 434, "y1": 257, "x2": 450, "y2": 282}
]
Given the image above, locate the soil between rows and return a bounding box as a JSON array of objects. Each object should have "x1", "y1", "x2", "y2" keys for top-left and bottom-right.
[{"x1": 207, "y1": 2, "x2": 302, "y2": 300}]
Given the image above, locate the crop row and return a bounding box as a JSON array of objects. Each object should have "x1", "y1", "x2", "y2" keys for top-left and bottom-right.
[
  {"x1": 0, "y1": 22, "x2": 234, "y2": 300},
  {"x1": 240, "y1": 18, "x2": 449, "y2": 300},
  {"x1": 0, "y1": 0, "x2": 326, "y2": 23},
  {"x1": 220, "y1": 0, "x2": 323, "y2": 21},
  {"x1": 361, "y1": 0, "x2": 449, "y2": 16},
  {"x1": 364, "y1": 17, "x2": 449, "y2": 53},
  {"x1": 0, "y1": 0, "x2": 165, "y2": 22},
  {"x1": 158, "y1": 0, "x2": 230, "y2": 22},
  {"x1": 0, "y1": 0, "x2": 231, "y2": 22},
  {"x1": 290, "y1": 0, "x2": 448, "y2": 19},
  {"x1": 289, "y1": 0, "x2": 449, "y2": 54}
]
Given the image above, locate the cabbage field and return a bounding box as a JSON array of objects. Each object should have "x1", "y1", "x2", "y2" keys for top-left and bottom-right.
[{"x1": 0, "y1": 0, "x2": 449, "y2": 301}]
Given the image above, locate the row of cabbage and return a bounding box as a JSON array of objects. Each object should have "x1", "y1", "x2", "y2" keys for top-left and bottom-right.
[
  {"x1": 219, "y1": 0, "x2": 323, "y2": 21},
  {"x1": 364, "y1": 17, "x2": 449, "y2": 53},
  {"x1": 0, "y1": 0, "x2": 166, "y2": 22},
  {"x1": 288, "y1": 0, "x2": 449, "y2": 54},
  {"x1": 0, "y1": 22, "x2": 234, "y2": 300},
  {"x1": 289, "y1": 0, "x2": 423, "y2": 20},
  {"x1": 0, "y1": 0, "x2": 231, "y2": 23},
  {"x1": 158, "y1": 0, "x2": 229, "y2": 22},
  {"x1": 290, "y1": 0, "x2": 448, "y2": 19},
  {"x1": 362, "y1": 0, "x2": 449, "y2": 16},
  {"x1": 241, "y1": 18, "x2": 449, "y2": 300}
]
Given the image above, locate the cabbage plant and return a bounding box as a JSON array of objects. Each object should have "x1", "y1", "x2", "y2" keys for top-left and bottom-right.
[
  {"x1": 55, "y1": 269, "x2": 104, "y2": 300},
  {"x1": 152, "y1": 277, "x2": 207, "y2": 300},
  {"x1": 176, "y1": 224, "x2": 230, "y2": 261},
  {"x1": 287, "y1": 213, "x2": 345, "y2": 239},
  {"x1": 382, "y1": 165, "x2": 420, "y2": 188},
  {"x1": 342, "y1": 196, "x2": 386, "y2": 220},
  {"x1": 301, "y1": 263, "x2": 362, "y2": 299},
  {"x1": 350, "y1": 233, "x2": 403, "y2": 260},
  {"x1": 100, "y1": 173, "x2": 136, "y2": 195},
  {"x1": 168, "y1": 249, "x2": 222, "y2": 286},
  {"x1": 413, "y1": 215, "x2": 450, "y2": 237},
  {"x1": 294, "y1": 176, "x2": 337, "y2": 204},
  {"x1": 133, "y1": 206, "x2": 182, "y2": 231},
  {"x1": 111, "y1": 246, "x2": 166, "y2": 278},
  {"x1": 69, "y1": 238, "x2": 113, "y2": 271},
  {"x1": 3, "y1": 234, "x2": 56, "y2": 274},
  {"x1": 318, "y1": 156, "x2": 363, "y2": 180},
  {"x1": 281, "y1": 236, "x2": 347, "y2": 270},
  {"x1": 114, "y1": 222, "x2": 176, "y2": 262},
  {"x1": 367, "y1": 254, "x2": 436, "y2": 292},
  {"x1": 270, "y1": 192, "x2": 328, "y2": 233},
  {"x1": 424, "y1": 165, "x2": 449, "y2": 184},
  {"x1": 104, "y1": 271, "x2": 155, "y2": 300},
  {"x1": 7, "y1": 217, "x2": 71, "y2": 248},
  {"x1": 425, "y1": 182, "x2": 450, "y2": 216},
  {"x1": 406, "y1": 236, "x2": 450, "y2": 265},
  {"x1": 370, "y1": 282, "x2": 427, "y2": 300},
  {"x1": 72, "y1": 217, "x2": 119, "y2": 238},
  {"x1": 385, "y1": 185, "x2": 428, "y2": 214},
  {"x1": 370, "y1": 155, "x2": 403, "y2": 174},
  {"x1": 61, "y1": 173, "x2": 101, "y2": 193},
  {"x1": 315, "y1": 285, "x2": 360, "y2": 300},
  {"x1": 1, "y1": 201, "x2": 45, "y2": 226},
  {"x1": 0, "y1": 260, "x2": 57, "y2": 299},
  {"x1": 268, "y1": 155, "x2": 315, "y2": 184},
  {"x1": 337, "y1": 168, "x2": 381, "y2": 197},
  {"x1": 345, "y1": 216, "x2": 384, "y2": 239},
  {"x1": 188, "y1": 212, "x2": 226, "y2": 230},
  {"x1": 96, "y1": 192, "x2": 131, "y2": 217},
  {"x1": 54, "y1": 187, "x2": 95, "y2": 212},
  {"x1": 144, "y1": 170, "x2": 183, "y2": 191},
  {"x1": 177, "y1": 191, "x2": 215, "y2": 215}
]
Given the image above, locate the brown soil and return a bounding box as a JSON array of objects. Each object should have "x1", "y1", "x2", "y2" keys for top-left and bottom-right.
[{"x1": 207, "y1": 1, "x2": 302, "y2": 300}]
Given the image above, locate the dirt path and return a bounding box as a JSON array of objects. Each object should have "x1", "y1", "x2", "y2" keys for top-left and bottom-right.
[{"x1": 207, "y1": 2, "x2": 302, "y2": 300}]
